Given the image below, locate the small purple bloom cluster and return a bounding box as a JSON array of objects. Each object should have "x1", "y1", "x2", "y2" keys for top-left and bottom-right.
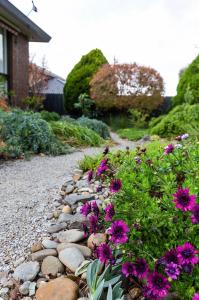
[{"x1": 172, "y1": 187, "x2": 199, "y2": 224}]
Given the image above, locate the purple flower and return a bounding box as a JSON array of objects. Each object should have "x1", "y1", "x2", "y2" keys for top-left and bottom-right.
[
  {"x1": 89, "y1": 215, "x2": 99, "y2": 234},
  {"x1": 108, "y1": 220, "x2": 129, "y2": 244},
  {"x1": 182, "y1": 263, "x2": 193, "y2": 274},
  {"x1": 133, "y1": 223, "x2": 141, "y2": 231},
  {"x1": 132, "y1": 258, "x2": 149, "y2": 280},
  {"x1": 96, "y1": 161, "x2": 108, "y2": 176},
  {"x1": 80, "y1": 202, "x2": 92, "y2": 216},
  {"x1": 143, "y1": 286, "x2": 161, "y2": 300},
  {"x1": 122, "y1": 262, "x2": 134, "y2": 277},
  {"x1": 134, "y1": 156, "x2": 141, "y2": 164},
  {"x1": 191, "y1": 204, "x2": 199, "y2": 224},
  {"x1": 105, "y1": 203, "x2": 115, "y2": 221},
  {"x1": 164, "y1": 144, "x2": 174, "y2": 155},
  {"x1": 97, "y1": 243, "x2": 113, "y2": 264},
  {"x1": 181, "y1": 133, "x2": 189, "y2": 140},
  {"x1": 87, "y1": 170, "x2": 93, "y2": 182},
  {"x1": 193, "y1": 293, "x2": 199, "y2": 300},
  {"x1": 82, "y1": 223, "x2": 89, "y2": 238},
  {"x1": 109, "y1": 179, "x2": 122, "y2": 193},
  {"x1": 173, "y1": 187, "x2": 196, "y2": 211},
  {"x1": 91, "y1": 201, "x2": 99, "y2": 217},
  {"x1": 96, "y1": 185, "x2": 102, "y2": 192},
  {"x1": 177, "y1": 242, "x2": 199, "y2": 265},
  {"x1": 164, "y1": 248, "x2": 179, "y2": 265},
  {"x1": 165, "y1": 262, "x2": 180, "y2": 280},
  {"x1": 103, "y1": 147, "x2": 109, "y2": 155},
  {"x1": 147, "y1": 272, "x2": 170, "y2": 298}
]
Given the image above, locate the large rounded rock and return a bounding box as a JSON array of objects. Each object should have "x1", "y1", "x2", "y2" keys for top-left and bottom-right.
[
  {"x1": 57, "y1": 243, "x2": 91, "y2": 257},
  {"x1": 87, "y1": 233, "x2": 107, "y2": 250},
  {"x1": 57, "y1": 229, "x2": 85, "y2": 243},
  {"x1": 36, "y1": 277, "x2": 78, "y2": 300},
  {"x1": 31, "y1": 249, "x2": 57, "y2": 262},
  {"x1": 42, "y1": 239, "x2": 58, "y2": 249},
  {"x1": 41, "y1": 256, "x2": 64, "y2": 276},
  {"x1": 13, "y1": 261, "x2": 40, "y2": 282},
  {"x1": 59, "y1": 247, "x2": 84, "y2": 272}
]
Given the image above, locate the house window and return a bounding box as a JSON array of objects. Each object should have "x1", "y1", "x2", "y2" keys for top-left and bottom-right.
[{"x1": 0, "y1": 27, "x2": 8, "y2": 96}]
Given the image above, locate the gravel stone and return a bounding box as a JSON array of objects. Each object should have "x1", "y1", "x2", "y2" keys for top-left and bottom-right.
[
  {"x1": 46, "y1": 223, "x2": 67, "y2": 234},
  {"x1": 42, "y1": 239, "x2": 58, "y2": 249}
]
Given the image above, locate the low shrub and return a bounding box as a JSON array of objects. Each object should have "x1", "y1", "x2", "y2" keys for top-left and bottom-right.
[
  {"x1": 0, "y1": 110, "x2": 70, "y2": 158},
  {"x1": 77, "y1": 116, "x2": 110, "y2": 139},
  {"x1": 117, "y1": 128, "x2": 148, "y2": 141},
  {"x1": 150, "y1": 104, "x2": 199, "y2": 137},
  {"x1": 40, "y1": 110, "x2": 60, "y2": 122},
  {"x1": 50, "y1": 120, "x2": 103, "y2": 147}
]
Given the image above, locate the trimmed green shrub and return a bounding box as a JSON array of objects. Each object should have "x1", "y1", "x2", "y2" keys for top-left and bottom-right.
[
  {"x1": 40, "y1": 110, "x2": 60, "y2": 122},
  {"x1": 0, "y1": 110, "x2": 70, "y2": 158},
  {"x1": 50, "y1": 120, "x2": 103, "y2": 147},
  {"x1": 64, "y1": 49, "x2": 108, "y2": 112},
  {"x1": 173, "y1": 54, "x2": 199, "y2": 106},
  {"x1": 150, "y1": 104, "x2": 199, "y2": 137},
  {"x1": 77, "y1": 116, "x2": 110, "y2": 139}
]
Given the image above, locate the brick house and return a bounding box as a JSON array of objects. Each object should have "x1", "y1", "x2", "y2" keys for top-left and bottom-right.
[{"x1": 0, "y1": 0, "x2": 51, "y2": 106}]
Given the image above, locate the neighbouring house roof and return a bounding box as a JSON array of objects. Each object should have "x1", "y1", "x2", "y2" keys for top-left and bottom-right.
[
  {"x1": 0, "y1": 0, "x2": 51, "y2": 42},
  {"x1": 41, "y1": 72, "x2": 65, "y2": 94}
]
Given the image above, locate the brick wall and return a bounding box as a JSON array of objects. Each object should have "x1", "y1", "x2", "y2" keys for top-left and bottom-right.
[{"x1": 8, "y1": 32, "x2": 29, "y2": 106}]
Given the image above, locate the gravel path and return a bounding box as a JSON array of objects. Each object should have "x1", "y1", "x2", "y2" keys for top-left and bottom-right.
[{"x1": 0, "y1": 133, "x2": 137, "y2": 271}]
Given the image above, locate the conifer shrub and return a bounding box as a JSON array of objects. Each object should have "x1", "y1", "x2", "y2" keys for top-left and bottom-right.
[
  {"x1": 64, "y1": 49, "x2": 108, "y2": 112},
  {"x1": 173, "y1": 54, "x2": 199, "y2": 106}
]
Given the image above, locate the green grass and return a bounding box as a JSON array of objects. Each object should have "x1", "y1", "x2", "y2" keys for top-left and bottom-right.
[
  {"x1": 117, "y1": 127, "x2": 148, "y2": 141},
  {"x1": 50, "y1": 121, "x2": 104, "y2": 147}
]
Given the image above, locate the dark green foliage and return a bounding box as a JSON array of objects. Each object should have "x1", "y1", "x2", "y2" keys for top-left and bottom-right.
[
  {"x1": 40, "y1": 110, "x2": 60, "y2": 122},
  {"x1": 0, "y1": 110, "x2": 70, "y2": 158},
  {"x1": 150, "y1": 104, "x2": 199, "y2": 137},
  {"x1": 77, "y1": 116, "x2": 110, "y2": 139},
  {"x1": 173, "y1": 54, "x2": 199, "y2": 106},
  {"x1": 64, "y1": 49, "x2": 108, "y2": 112},
  {"x1": 74, "y1": 93, "x2": 95, "y2": 117}
]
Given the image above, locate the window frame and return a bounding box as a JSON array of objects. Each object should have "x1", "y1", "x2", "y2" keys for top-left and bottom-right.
[{"x1": 0, "y1": 27, "x2": 8, "y2": 96}]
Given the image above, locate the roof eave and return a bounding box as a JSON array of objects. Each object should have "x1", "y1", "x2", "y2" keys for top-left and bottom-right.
[{"x1": 0, "y1": 0, "x2": 51, "y2": 42}]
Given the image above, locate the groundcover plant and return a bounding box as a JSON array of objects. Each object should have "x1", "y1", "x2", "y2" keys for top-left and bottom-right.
[{"x1": 80, "y1": 135, "x2": 199, "y2": 299}]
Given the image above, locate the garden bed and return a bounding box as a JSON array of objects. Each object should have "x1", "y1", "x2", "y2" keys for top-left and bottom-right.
[{"x1": 1, "y1": 135, "x2": 198, "y2": 300}]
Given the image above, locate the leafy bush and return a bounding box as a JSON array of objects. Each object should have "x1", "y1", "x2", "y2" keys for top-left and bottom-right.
[
  {"x1": 173, "y1": 54, "x2": 199, "y2": 107},
  {"x1": 64, "y1": 49, "x2": 108, "y2": 112},
  {"x1": 0, "y1": 110, "x2": 70, "y2": 158},
  {"x1": 117, "y1": 128, "x2": 148, "y2": 141},
  {"x1": 78, "y1": 116, "x2": 110, "y2": 139},
  {"x1": 50, "y1": 120, "x2": 103, "y2": 147},
  {"x1": 23, "y1": 95, "x2": 44, "y2": 111},
  {"x1": 150, "y1": 104, "x2": 199, "y2": 137},
  {"x1": 40, "y1": 110, "x2": 60, "y2": 122}
]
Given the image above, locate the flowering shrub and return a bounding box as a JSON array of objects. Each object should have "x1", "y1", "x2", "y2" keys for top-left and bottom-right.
[{"x1": 82, "y1": 136, "x2": 199, "y2": 299}]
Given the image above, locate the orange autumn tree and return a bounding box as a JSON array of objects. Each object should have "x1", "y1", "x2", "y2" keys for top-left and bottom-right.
[{"x1": 90, "y1": 63, "x2": 164, "y2": 113}]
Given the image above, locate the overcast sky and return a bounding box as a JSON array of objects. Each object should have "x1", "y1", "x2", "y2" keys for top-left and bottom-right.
[{"x1": 9, "y1": 0, "x2": 199, "y2": 95}]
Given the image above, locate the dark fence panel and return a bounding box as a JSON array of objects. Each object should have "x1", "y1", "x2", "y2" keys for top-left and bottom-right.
[{"x1": 43, "y1": 94, "x2": 65, "y2": 115}]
